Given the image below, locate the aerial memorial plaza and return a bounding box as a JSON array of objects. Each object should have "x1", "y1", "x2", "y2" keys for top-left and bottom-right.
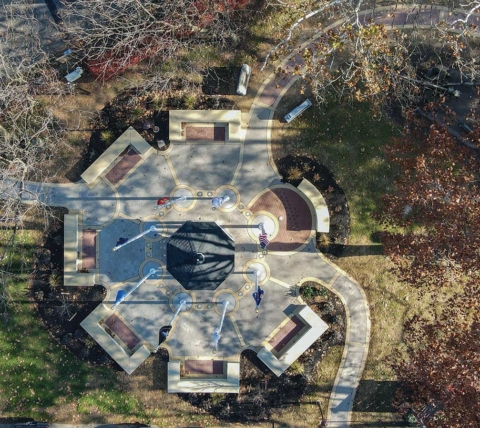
[{"x1": 27, "y1": 109, "x2": 352, "y2": 393}]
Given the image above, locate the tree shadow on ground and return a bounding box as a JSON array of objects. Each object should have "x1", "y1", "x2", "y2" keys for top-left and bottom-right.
[
  {"x1": 354, "y1": 380, "x2": 400, "y2": 413},
  {"x1": 202, "y1": 67, "x2": 241, "y2": 95}
]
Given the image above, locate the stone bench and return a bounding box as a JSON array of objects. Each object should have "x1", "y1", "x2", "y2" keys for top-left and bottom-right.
[
  {"x1": 298, "y1": 178, "x2": 330, "y2": 233},
  {"x1": 169, "y1": 110, "x2": 243, "y2": 142},
  {"x1": 257, "y1": 305, "x2": 328, "y2": 376},
  {"x1": 168, "y1": 360, "x2": 240, "y2": 393},
  {"x1": 284, "y1": 99, "x2": 312, "y2": 123},
  {"x1": 81, "y1": 304, "x2": 150, "y2": 375},
  {"x1": 63, "y1": 214, "x2": 95, "y2": 286},
  {"x1": 81, "y1": 127, "x2": 154, "y2": 186}
]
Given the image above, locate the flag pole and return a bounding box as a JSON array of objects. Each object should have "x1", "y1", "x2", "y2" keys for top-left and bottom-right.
[
  {"x1": 111, "y1": 268, "x2": 157, "y2": 310},
  {"x1": 113, "y1": 225, "x2": 159, "y2": 252},
  {"x1": 213, "y1": 301, "x2": 229, "y2": 353}
]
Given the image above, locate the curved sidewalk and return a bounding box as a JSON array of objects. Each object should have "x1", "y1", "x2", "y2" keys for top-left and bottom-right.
[{"x1": 248, "y1": 4, "x2": 478, "y2": 426}]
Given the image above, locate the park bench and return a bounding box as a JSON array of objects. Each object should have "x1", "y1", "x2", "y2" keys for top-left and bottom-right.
[
  {"x1": 284, "y1": 99, "x2": 312, "y2": 123},
  {"x1": 65, "y1": 66, "x2": 83, "y2": 83},
  {"x1": 297, "y1": 178, "x2": 330, "y2": 233},
  {"x1": 236, "y1": 64, "x2": 251, "y2": 96}
]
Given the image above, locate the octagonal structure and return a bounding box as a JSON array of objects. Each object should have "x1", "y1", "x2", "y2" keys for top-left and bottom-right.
[{"x1": 167, "y1": 221, "x2": 234, "y2": 290}]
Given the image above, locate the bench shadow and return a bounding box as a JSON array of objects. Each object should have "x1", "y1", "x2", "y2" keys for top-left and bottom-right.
[
  {"x1": 202, "y1": 67, "x2": 241, "y2": 95},
  {"x1": 340, "y1": 245, "x2": 384, "y2": 257}
]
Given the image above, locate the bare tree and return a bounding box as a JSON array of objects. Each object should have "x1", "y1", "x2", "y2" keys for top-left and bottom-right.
[
  {"x1": 0, "y1": 1, "x2": 70, "y2": 318},
  {"x1": 58, "y1": 0, "x2": 248, "y2": 80},
  {"x1": 262, "y1": 1, "x2": 480, "y2": 110},
  {"x1": 0, "y1": 0, "x2": 72, "y2": 226}
]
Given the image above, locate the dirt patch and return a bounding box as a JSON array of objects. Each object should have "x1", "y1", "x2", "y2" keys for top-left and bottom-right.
[{"x1": 202, "y1": 67, "x2": 241, "y2": 96}]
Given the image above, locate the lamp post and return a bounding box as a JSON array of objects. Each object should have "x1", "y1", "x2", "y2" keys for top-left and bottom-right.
[
  {"x1": 111, "y1": 268, "x2": 157, "y2": 310},
  {"x1": 213, "y1": 301, "x2": 229, "y2": 353},
  {"x1": 112, "y1": 225, "x2": 160, "y2": 252}
]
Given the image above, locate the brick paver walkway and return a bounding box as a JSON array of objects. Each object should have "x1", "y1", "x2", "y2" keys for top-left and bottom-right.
[
  {"x1": 250, "y1": 187, "x2": 312, "y2": 251},
  {"x1": 81, "y1": 229, "x2": 97, "y2": 270},
  {"x1": 105, "y1": 147, "x2": 142, "y2": 186}
]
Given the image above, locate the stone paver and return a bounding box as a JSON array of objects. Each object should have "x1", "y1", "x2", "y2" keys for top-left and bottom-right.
[
  {"x1": 105, "y1": 148, "x2": 142, "y2": 186},
  {"x1": 249, "y1": 187, "x2": 312, "y2": 252}
]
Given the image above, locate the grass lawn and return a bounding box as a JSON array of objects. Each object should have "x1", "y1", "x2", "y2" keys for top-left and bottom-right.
[
  {"x1": 271, "y1": 93, "x2": 432, "y2": 424},
  {"x1": 0, "y1": 229, "x2": 220, "y2": 426}
]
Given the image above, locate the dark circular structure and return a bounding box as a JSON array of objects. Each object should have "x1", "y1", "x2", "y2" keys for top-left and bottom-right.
[{"x1": 167, "y1": 221, "x2": 235, "y2": 290}]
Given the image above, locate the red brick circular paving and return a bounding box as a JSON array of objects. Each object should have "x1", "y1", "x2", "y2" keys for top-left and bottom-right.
[{"x1": 250, "y1": 187, "x2": 312, "y2": 251}]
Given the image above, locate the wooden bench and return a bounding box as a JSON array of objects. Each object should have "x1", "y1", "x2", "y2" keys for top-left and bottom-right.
[
  {"x1": 284, "y1": 99, "x2": 312, "y2": 123},
  {"x1": 298, "y1": 178, "x2": 330, "y2": 233}
]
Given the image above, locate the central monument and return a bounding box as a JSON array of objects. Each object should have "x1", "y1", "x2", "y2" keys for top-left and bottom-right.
[{"x1": 167, "y1": 221, "x2": 235, "y2": 290}]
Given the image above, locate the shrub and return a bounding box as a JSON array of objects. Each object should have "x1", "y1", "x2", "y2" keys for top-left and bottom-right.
[
  {"x1": 150, "y1": 95, "x2": 165, "y2": 110},
  {"x1": 100, "y1": 130, "x2": 115, "y2": 144},
  {"x1": 49, "y1": 272, "x2": 62, "y2": 287},
  {"x1": 130, "y1": 107, "x2": 144, "y2": 120},
  {"x1": 288, "y1": 360, "x2": 305, "y2": 376},
  {"x1": 301, "y1": 284, "x2": 328, "y2": 300},
  {"x1": 183, "y1": 93, "x2": 197, "y2": 109},
  {"x1": 287, "y1": 166, "x2": 303, "y2": 181},
  {"x1": 318, "y1": 233, "x2": 330, "y2": 248}
]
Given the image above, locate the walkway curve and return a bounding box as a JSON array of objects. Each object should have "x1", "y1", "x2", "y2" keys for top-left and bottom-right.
[{"x1": 248, "y1": 4, "x2": 478, "y2": 426}]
